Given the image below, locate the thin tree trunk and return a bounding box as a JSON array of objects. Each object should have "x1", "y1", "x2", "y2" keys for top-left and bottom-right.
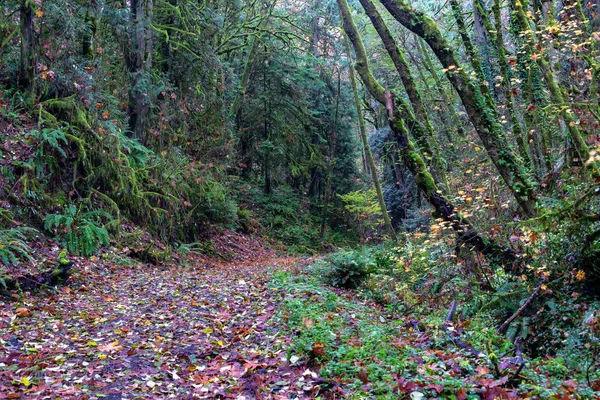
[
  {"x1": 321, "y1": 71, "x2": 341, "y2": 237},
  {"x1": 344, "y1": 34, "x2": 397, "y2": 242},
  {"x1": 510, "y1": 0, "x2": 599, "y2": 176},
  {"x1": 415, "y1": 39, "x2": 466, "y2": 140},
  {"x1": 228, "y1": 1, "x2": 276, "y2": 120},
  {"x1": 479, "y1": 0, "x2": 533, "y2": 168},
  {"x1": 308, "y1": 10, "x2": 322, "y2": 199},
  {"x1": 128, "y1": 0, "x2": 153, "y2": 140},
  {"x1": 378, "y1": 0, "x2": 537, "y2": 217},
  {"x1": 449, "y1": 0, "x2": 496, "y2": 110},
  {"x1": 263, "y1": 46, "x2": 271, "y2": 195}
]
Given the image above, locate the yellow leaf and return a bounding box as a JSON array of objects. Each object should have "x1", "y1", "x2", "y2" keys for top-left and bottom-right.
[
  {"x1": 20, "y1": 376, "x2": 32, "y2": 387},
  {"x1": 202, "y1": 327, "x2": 213, "y2": 334},
  {"x1": 36, "y1": 8, "x2": 43, "y2": 18}
]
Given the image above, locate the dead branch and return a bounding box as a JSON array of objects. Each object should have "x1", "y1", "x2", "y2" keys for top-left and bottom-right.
[{"x1": 498, "y1": 284, "x2": 543, "y2": 335}]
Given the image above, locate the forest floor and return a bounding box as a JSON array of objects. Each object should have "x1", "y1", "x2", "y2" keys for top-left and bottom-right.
[
  {"x1": 0, "y1": 230, "x2": 334, "y2": 399},
  {"x1": 0, "y1": 234, "x2": 593, "y2": 399}
]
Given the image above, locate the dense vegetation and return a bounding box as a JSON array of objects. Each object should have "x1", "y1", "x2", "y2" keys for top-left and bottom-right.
[{"x1": 1, "y1": 0, "x2": 600, "y2": 397}]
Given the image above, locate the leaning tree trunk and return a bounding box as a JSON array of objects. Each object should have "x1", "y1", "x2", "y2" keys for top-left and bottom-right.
[
  {"x1": 415, "y1": 39, "x2": 466, "y2": 141},
  {"x1": 507, "y1": 0, "x2": 553, "y2": 177},
  {"x1": 357, "y1": 0, "x2": 449, "y2": 192},
  {"x1": 377, "y1": 0, "x2": 537, "y2": 217},
  {"x1": 337, "y1": 0, "x2": 516, "y2": 268},
  {"x1": 510, "y1": 0, "x2": 599, "y2": 177},
  {"x1": 344, "y1": 34, "x2": 397, "y2": 242},
  {"x1": 472, "y1": 0, "x2": 533, "y2": 168},
  {"x1": 449, "y1": 0, "x2": 495, "y2": 111}
]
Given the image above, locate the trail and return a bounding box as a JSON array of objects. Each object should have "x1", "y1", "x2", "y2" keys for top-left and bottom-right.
[{"x1": 0, "y1": 255, "x2": 324, "y2": 399}]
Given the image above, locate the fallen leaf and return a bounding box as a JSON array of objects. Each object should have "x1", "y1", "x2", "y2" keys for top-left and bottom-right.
[{"x1": 16, "y1": 308, "x2": 32, "y2": 318}]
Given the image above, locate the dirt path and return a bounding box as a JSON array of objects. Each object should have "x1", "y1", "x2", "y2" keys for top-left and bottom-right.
[{"x1": 0, "y1": 256, "x2": 324, "y2": 399}]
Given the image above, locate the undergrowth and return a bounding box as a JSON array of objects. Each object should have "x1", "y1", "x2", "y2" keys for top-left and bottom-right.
[{"x1": 272, "y1": 260, "x2": 600, "y2": 398}]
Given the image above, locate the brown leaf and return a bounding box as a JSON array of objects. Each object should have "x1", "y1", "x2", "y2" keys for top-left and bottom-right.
[
  {"x1": 311, "y1": 342, "x2": 325, "y2": 357},
  {"x1": 16, "y1": 308, "x2": 32, "y2": 318},
  {"x1": 357, "y1": 368, "x2": 369, "y2": 384},
  {"x1": 302, "y1": 317, "x2": 313, "y2": 330}
]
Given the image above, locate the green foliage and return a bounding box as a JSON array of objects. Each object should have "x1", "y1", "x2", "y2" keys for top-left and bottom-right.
[
  {"x1": 338, "y1": 188, "x2": 382, "y2": 216},
  {"x1": 44, "y1": 205, "x2": 111, "y2": 256},
  {"x1": 318, "y1": 248, "x2": 378, "y2": 289},
  {"x1": 0, "y1": 227, "x2": 36, "y2": 267}
]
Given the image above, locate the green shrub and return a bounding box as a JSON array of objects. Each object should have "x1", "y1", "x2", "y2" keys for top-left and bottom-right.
[
  {"x1": 44, "y1": 205, "x2": 112, "y2": 256},
  {"x1": 320, "y1": 248, "x2": 377, "y2": 289}
]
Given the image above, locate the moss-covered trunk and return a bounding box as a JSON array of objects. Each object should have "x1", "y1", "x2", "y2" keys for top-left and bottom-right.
[
  {"x1": 344, "y1": 34, "x2": 397, "y2": 242},
  {"x1": 337, "y1": 0, "x2": 515, "y2": 267},
  {"x1": 378, "y1": 0, "x2": 537, "y2": 217},
  {"x1": 19, "y1": 0, "x2": 34, "y2": 90},
  {"x1": 357, "y1": 0, "x2": 449, "y2": 192},
  {"x1": 510, "y1": 0, "x2": 599, "y2": 176}
]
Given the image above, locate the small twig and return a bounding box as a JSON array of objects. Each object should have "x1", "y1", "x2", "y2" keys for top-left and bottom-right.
[
  {"x1": 498, "y1": 284, "x2": 543, "y2": 334},
  {"x1": 512, "y1": 362, "x2": 525, "y2": 381},
  {"x1": 446, "y1": 299, "x2": 457, "y2": 322}
]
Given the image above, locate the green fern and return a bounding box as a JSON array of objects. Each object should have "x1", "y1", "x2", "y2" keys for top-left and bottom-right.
[
  {"x1": 44, "y1": 205, "x2": 112, "y2": 256},
  {"x1": 0, "y1": 227, "x2": 37, "y2": 267}
]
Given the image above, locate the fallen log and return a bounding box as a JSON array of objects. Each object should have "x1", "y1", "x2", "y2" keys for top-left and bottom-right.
[{"x1": 0, "y1": 261, "x2": 73, "y2": 298}]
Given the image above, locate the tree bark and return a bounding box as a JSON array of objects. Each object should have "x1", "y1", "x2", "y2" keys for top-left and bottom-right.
[
  {"x1": 19, "y1": 0, "x2": 34, "y2": 90},
  {"x1": 128, "y1": 0, "x2": 154, "y2": 140},
  {"x1": 321, "y1": 70, "x2": 341, "y2": 237},
  {"x1": 510, "y1": 0, "x2": 599, "y2": 177},
  {"x1": 356, "y1": 0, "x2": 449, "y2": 192}
]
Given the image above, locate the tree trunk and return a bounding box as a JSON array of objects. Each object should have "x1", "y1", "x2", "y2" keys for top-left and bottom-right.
[
  {"x1": 308, "y1": 10, "x2": 323, "y2": 199},
  {"x1": 344, "y1": 34, "x2": 397, "y2": 242},
  {"x1": 19, "y1": 0, "x2": 34, "y2": 90},
  {"x1": 337, "y1": 0, "x2": 516, "y2": 268},
  {"x1": 228, "y1": 1, "x2": 276, "y2": 120},
  {"x1": 477, "y1": 0, "x2": 533, "y2": 169},
  {"x1": 449, "y1": 0, "x2": 495, "y2": 110},
  {"x1": 321, "y1": 71, "x2": 341, "y2": 237},
  {"x1": 357, "y1": 0, "x2": 449, "y2": 192},
  {"x1": 510, "y1": 0, "x2": 599, "y2": 176},
  {"x1": 377, "y1": 0, "x2": 537, "y2": 217},
  {"x1": 128, "y1": 0, "x2": 153, "y2": 140},
  {"x1": 415, "y1": 39, "x2": 466, "y2": 141}
]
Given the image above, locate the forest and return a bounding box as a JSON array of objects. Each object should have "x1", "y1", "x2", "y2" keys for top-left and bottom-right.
[{"x1": 0, "y1": 0, "x2": 599, "y2": 398}]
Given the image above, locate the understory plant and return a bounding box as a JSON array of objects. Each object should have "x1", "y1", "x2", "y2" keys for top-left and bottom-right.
[
  {"x1": 0, "y1": 226, "x2": 36, "y2": 266},
  {"x1": 44, "y1": 204, "x2": 112, "y2": 256}
]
